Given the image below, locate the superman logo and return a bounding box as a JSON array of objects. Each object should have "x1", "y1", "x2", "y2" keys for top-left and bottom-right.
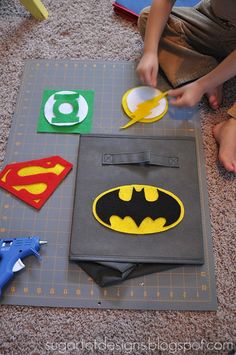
[{"x1": 0, "y1": 156, "x2": 73, "y2": 209}]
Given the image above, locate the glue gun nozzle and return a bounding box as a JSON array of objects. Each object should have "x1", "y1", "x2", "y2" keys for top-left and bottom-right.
[{"x1": 39, "y1": 240, "x2": 47, "y2": 245}]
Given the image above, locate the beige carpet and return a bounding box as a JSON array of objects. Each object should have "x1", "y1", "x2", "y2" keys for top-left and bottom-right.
[{"x1": 0, "y1": 0, "x2": 235, "y2": 354}]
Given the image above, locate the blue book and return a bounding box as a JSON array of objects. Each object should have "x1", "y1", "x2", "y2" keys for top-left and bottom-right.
[{"x1": 113, "y1": 0, "x2": 199, "y2": 21}]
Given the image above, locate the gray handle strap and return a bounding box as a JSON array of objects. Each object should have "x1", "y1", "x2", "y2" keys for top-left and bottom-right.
[{"x1": 102, "y1": 151, "x2": 179, "y2": 168}]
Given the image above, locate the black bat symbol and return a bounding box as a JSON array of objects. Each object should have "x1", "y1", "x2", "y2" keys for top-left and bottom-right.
[{"x1": 95, "y1": 187, "x2": 181, "y2": 227}]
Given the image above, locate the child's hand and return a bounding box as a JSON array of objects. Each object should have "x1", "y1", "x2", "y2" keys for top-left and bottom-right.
[
  {"x1": 168, "y1": 81, "x2": 205, "y2": 107},
  {"x1": 136, "y1": 53, "x2": 159, "y2": 87}
]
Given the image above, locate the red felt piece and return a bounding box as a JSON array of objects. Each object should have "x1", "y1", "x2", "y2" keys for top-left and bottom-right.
[{"x1": 0, "y1": 156, "x2": 73, "y2": 209}]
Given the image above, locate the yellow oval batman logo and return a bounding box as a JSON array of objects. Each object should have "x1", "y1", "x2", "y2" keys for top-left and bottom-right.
[{"x1": 92, "y1": 184, "x2": 184, "y2": 234}]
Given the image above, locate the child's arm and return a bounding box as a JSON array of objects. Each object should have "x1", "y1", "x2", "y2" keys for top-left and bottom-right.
[
  {"x1": 168, "y1": 50, "x2": 236, "y2": 107},
  {"x1": 136, "y1": 0, "x2": 174, "y2": 87}
]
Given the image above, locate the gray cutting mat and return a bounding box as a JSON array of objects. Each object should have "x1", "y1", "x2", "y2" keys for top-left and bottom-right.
[{"x1": 0, "y1": 59, "x2": 217, "y2": 310}]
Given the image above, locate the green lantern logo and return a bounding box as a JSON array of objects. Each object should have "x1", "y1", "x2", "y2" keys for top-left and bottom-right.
[{"x1": 44, "y1": 90, "x2": 89, "y2": 126}]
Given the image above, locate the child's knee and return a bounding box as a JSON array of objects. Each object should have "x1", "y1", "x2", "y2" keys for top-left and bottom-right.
[{"x1": 138, "y1": 6, "x2": 150, "y2": 39}]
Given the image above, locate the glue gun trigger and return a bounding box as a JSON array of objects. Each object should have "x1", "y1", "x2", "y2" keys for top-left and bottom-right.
[
  {"x1": 12, "y1": 259, "x2": 25, "y2": 272},
  {"x1": 30, "y1": 248, "x2": 41, "y2": 260}
]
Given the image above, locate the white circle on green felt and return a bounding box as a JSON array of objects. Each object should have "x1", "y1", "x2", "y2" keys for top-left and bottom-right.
[
  {"x1": 59, "y1": 102, "x2": 74, "y2": 114},
  {"x1": 44, "y1": 90, "x2": 88, "y2": 126},
  {"x1": 127, "y1": 86, "x2": 166, "y2": 120}
]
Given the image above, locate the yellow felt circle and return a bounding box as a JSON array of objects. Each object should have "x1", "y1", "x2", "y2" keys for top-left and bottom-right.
[{"x1": 122, "y1": 86, "x2": 168, "y2": 124}]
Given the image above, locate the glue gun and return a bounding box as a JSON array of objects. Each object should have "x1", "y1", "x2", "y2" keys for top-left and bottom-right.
[{"x1": 0, "y1": 237, "x2": 47, "y2": 295}]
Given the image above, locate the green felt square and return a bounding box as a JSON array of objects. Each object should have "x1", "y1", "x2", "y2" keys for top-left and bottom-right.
[{"x1": 37, "y1": 89, "x2": 94, "y2": 134}]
